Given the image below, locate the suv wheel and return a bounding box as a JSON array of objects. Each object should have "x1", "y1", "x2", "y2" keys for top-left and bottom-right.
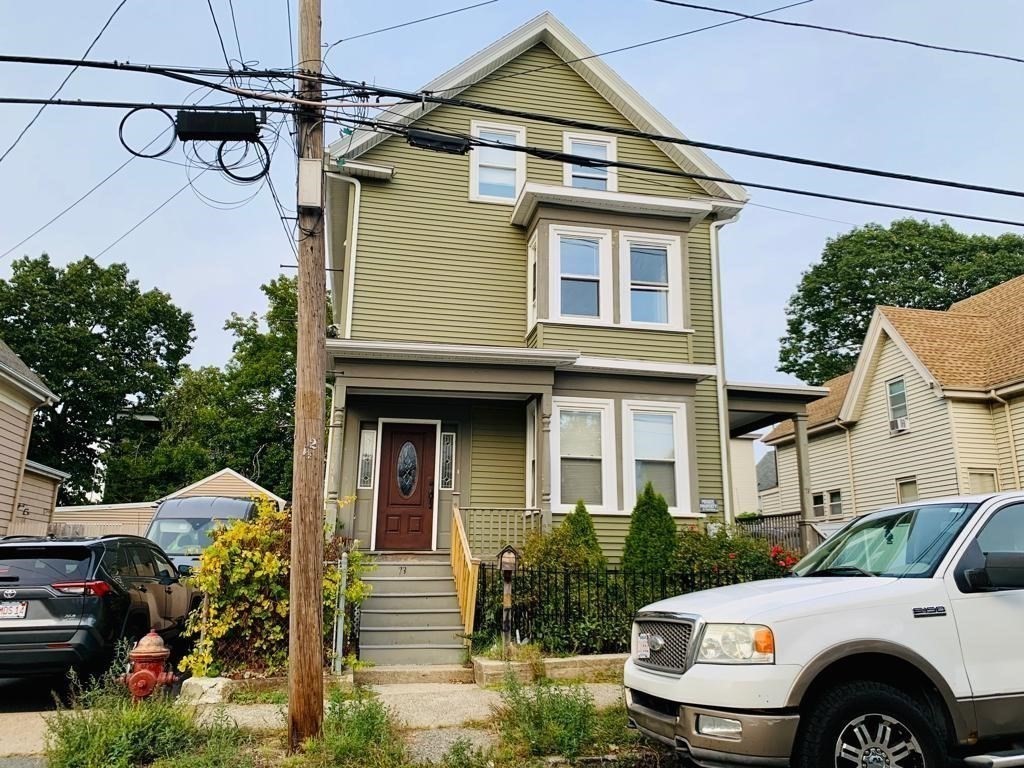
[{"x1": 794, "y1": 681, "x2": 946, "y2": 768}]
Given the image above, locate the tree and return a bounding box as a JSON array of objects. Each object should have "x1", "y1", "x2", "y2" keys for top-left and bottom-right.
[
  {"x1": 622, "y1": 482, "x2": 679, "y2": 573},
  {"x1": 104, "y1": 276, "x2": 301, "y2": 502},
  {"x1": 0, "y1": 255, "x2": 194, "y2": 503},
  {"x1": 778, "y1": 219, "x2": 1024, "y2": 384}
]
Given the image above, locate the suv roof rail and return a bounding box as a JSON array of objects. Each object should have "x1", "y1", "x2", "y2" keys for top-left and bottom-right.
[{"x1": 0, "y1": 534, "x2": 47, "y2": 541}]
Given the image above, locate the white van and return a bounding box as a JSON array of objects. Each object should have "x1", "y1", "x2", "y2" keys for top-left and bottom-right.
[{"x1": 624, "y1": 493, "x2": 1024, "y2": 768}]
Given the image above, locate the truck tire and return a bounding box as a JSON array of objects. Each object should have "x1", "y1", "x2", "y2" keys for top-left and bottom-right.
[{"x1": 793, "y1": 680, "x2": 947, "y2": 768}]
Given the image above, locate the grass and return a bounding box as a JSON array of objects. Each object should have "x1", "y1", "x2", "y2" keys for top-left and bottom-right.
[
  {"x1": 493, "y1": 673, "x2": 596, "y2": 759},
  {"x1": 300, "y1": 689, "x2": 407, "y2": 768}
]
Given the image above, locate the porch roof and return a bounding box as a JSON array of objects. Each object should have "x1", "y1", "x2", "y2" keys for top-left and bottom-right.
[
  {"x1": 327, "y1": 339, "x2": 579, "y2": 368},
  {"x1": 726, "y1": 380, "x2": 830, "y2": 438}
]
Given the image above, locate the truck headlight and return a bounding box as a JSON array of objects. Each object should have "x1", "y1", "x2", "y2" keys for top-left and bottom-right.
[{"x1": 696, "y1": 624, "x2": 774, "y2": 664}]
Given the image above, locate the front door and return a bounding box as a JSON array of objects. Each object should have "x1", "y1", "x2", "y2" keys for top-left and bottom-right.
[{"x1": 376, "y1": 423, "x2": 436, "y2": 550}]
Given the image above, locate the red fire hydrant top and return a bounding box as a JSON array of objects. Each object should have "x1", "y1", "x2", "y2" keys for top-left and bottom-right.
[{"x1": 123, "y1": 629, "x2": 177, "y2": 700}]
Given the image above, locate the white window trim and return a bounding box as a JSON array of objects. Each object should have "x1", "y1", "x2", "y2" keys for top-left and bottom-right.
[
  {"x1": 526, "y1": 400, "x2": 537, "y2": 508},
  {"x1": 469, "y1": 120, "x2": 526, "y2": 204},
  {"x1": 356, "y1": 427, "x2": 377, "y2": 490},
  {"x1": 562, "y1": 132, "x2": 618, "y2": 192},
  {"x1": 618, "y1": 231, "x2": 685, "y2": 330},
  {"x1": 895, "y1": 475, "x2": 918, "y2": 504},
  {"x1": 887, "y1": 377, "x2": 909, "y2": 422},
  {"x1": 439, "y1": 431, "x2": 457, "y2": 491},
  {"x1": 551, "y1": 397, "x2": 617, "y2": 514},
  {"x1": 526, "y1": 231, "x2": 539, "y2": 333},
  {"x1": 812, "y1": 488, "x2": 843, "y2": 519},
  {"x1": 621, "y1": 400, "x2": 693, "y2": 517},
  {"x1": 548, "y1": 224, "x2": 614, "y2": 325}
]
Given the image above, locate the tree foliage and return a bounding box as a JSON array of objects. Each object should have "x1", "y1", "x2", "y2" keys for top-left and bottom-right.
[
  {"x1": 778, "y1": 219, "x2": 1024, "y2": 384},
  {"x1": 622, "y1": 482, "x2": 679, "y2": 573},
  {"x1": 104, "y1": 276, "x2": 301, "y2": 502},
  {"x1": 0, "y1": 255, "x2": 193, "y2": 503}
]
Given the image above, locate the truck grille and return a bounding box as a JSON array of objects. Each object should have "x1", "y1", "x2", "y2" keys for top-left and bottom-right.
[{"x1": 635, "y1": 616, "x2": 694, "y2": 674}]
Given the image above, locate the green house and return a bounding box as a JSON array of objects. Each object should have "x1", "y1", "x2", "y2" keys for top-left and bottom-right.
[{"x1": 321, "y1": 13, "x2": 823, "y2": 665}]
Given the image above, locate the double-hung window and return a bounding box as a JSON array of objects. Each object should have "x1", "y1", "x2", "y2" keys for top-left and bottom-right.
[
  {"x1": 623, "y1": 401, "x2": 690, "y2": 514},
  {"x1": 620, "y1": 232, "x2": 683, "y2": 328},
  {"x1": 550, "y1": 226, "x2": 612, "y2": 323},
  {"x1": 552, "y1": 398, "x2": 615, "y2": 512},
  {"x1": 563, "y1": 133, "x2": 617, "y2": 191},
  {"x1": 888, "y1": 378, "x2": 908, "y2": 422},
  {"x1": 470, "y1": 121, "x2": 525, "y2": 203}
]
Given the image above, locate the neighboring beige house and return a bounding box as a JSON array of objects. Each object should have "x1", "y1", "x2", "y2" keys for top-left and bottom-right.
[
  {"x1": 0, "y1": 339, "x2": 68, "y2": 537},
  {"x1": 729, "y1": 435, "x2": 760, "y2": 516},
  {"x1": 764, "y1": 274, "x2": 1024, "y2": 522},
  {"x1": 52, "y1": 468, "x2": 285, "y2": 537}
]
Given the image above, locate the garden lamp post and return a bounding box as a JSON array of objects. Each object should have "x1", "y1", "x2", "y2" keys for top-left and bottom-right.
[{"x1": 498, "y1": 545, "x2": 518, "y2": 659}]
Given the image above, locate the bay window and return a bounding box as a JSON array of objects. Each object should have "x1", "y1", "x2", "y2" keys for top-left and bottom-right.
[
  {"x1": 623, "y1": 401, "x2": 690, "y2": 514},
  {"x1": 549, "y1": 225, "x2": 613, "y2": 323},
  {"x1": 619, "y1": 232, "x2": 684, "y2": 328}
]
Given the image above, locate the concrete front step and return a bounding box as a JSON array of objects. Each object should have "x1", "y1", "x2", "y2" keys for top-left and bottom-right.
[
  {"x1": 361, "y1": 607, "x2": 462, "y2": 628},
  {"x1": 362, "y1": 591, "x2": 460, "y2": 610},
  {"x1": 361, "y1": 625, "x2": 465, "y2": 646},
  {"x1": 360, "y1": 643, "x2": 466, "y2": 666},
  {"x1": 353, "y1": 664, "x2": 475, "y2": 685},
  {"x1": 364, "y1": 575, "x2": 457, "y2": 594}
]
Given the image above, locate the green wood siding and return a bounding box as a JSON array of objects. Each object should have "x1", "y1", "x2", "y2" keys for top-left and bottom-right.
[
  {"x1": 469, "y1": 405, "x2": 526, "y2": 507},
  {"x1": 539, "y1": 324, "x2": 692, "y2": 362},
  {"x1": 351, "y1": 43, "x2": 713, "y2": 346},
  {"x1": 695, "y1": 380, "x2": 724, "y2": 507},
  {"x1": 552, "y1": 513, "x2": 701, "y2": 564}
]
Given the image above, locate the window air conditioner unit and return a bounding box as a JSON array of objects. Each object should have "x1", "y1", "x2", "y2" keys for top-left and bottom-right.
[{"x1": 890, "y1": 417, "x2": 910, "y2": 433}]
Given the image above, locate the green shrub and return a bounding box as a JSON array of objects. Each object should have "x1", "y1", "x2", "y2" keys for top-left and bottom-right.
[
  {"x1": 304, "y1": 690, "x2": 406, "y2": 768},
  {"x1": 622, "y1": 482, "x2": 679, "y2": 574},
  {"x1": 180, "y1": 497, "x2": 371, "y2": 676},
  {"x1": 439, "y1": 737, "x2": 493, "y2": 768},
  {"x1": 678, "y1": 526, "x2": 798, "y2": 579},
  {"x1": 496, "y1": 674, "x2": 596, "y2": 759},
  {"x1": 151, "y1": 712, "x2": 253, "y2": 768},
  {"x1": 522, "y1": 500, "x2": 605, "y2": 569}
]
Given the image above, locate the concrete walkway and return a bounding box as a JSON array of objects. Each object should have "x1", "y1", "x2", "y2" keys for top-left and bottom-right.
[{"x1": 0, "y1": 683, "x2": 625, "y2": 756}]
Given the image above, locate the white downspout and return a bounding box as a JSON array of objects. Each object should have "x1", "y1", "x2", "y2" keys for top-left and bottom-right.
[
  {"x1": 329, "y1": 173, "x2": 362, "y2": 339},
  {"x1": 991, "y1": 390, "x2": 1021, "y2": 489},
  {"x1": 710, "y1": 218, "x2": 735, "y2": 523}
]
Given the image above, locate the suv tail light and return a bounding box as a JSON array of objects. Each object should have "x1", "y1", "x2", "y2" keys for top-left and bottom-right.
[{"x1": 51, "y1": 580, "x2": 111, "y2": 597}]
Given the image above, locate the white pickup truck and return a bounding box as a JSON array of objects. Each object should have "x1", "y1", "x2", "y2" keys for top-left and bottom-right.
[{"x1": 624, "y1": 493, "x2": 1024, "y2": 768}]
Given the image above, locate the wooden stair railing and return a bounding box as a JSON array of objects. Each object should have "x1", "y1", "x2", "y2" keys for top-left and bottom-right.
[{"x1": 450, "y1": 493, "x2": 480, "y2": 641}]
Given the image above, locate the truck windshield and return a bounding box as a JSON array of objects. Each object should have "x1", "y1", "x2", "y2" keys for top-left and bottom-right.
[
  {"x1": 792, "y1": 502, "x2": 978, "y2": 578},
  {"x1": 148, "y1": 518, "x2": 227, "y2": 556}
]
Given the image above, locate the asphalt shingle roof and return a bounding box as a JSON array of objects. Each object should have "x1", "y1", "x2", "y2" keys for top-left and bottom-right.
[
  {"x1": 765, "y1": 372, "x2": 853, "y2": 442},
  {"x1": 0, "y1": 338, "x2": 54, "y2": 400}
]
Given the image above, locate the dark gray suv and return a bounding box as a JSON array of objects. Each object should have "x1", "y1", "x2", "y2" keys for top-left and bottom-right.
[{"x1": 0, "y1": 535, "x2": 196, "y2": 677}]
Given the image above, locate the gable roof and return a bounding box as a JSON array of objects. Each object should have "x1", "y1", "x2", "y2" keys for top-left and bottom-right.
[
  {"x1": 328, "y1": 12, "x2": 746, "y2": 204},
  {"x1": 0, "y1": 339, "x2": 57, "y2": 404},
  {"x1": 160, "y1": 468, "x2": 286, "y2": 506},
  {"x1": 764, "y1": 372, "x2": 852, "y2": 443}
]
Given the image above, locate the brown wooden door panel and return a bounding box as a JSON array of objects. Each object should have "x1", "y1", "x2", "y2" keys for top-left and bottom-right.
[{"x1": 376, "y1": 423, "x2": 436, "y2": 550}]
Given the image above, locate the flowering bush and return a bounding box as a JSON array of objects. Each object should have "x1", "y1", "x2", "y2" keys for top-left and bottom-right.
[{"x1": 677, "y1": 525, "x2": 799, "y2": 579}]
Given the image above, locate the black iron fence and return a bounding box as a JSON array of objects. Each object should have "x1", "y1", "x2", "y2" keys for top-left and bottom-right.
[
  {"x1": 474, "y1": 564, "x2": 778, "y2": 655},
  {"x1": 735, "y1": 512, "x2": 802, "y2": 553}
]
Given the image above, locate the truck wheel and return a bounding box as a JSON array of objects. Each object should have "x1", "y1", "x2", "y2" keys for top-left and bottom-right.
[{"x1": 794, "y1": 680, "x2": 946, "y2": 768}]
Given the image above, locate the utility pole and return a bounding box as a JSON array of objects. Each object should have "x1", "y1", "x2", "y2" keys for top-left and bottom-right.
[{"x1": 288, "y1": 0, "x2": 326, "y2": 750}]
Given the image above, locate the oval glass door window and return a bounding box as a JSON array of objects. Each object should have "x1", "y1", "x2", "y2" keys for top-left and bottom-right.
[{"x1": 397, "y1": 441, "x2": 418, "y2": 497}]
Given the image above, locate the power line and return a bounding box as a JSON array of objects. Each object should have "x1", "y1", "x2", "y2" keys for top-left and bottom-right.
[
  {"x1": 329, "y1": 114, "x2": 1024, "y2": 228},
  {"x1": 226, "y1": 0, "x2": 245, "y2": 64},
  {"x1": 341, "y1": 81, "x2": 1024, "y2": 200},
  {"x1": 433, "y1": 0, "x2": 813, "y2": 95},
  {"x1": 0, "y1": 0, "x2": 128, "y2": 167},
  {"x1": 285, "y1": 0, "x2": 296, "y2": 70},
  {"x1": 323, "y1": 0, "x2": 499, "y2": 57},
  {"x1": 94, "y1": 175, "x2": 201, "y2": 258},
  {"x1": 205, "y1": 0, "x2": 234, "y2": 73},
  {"x1": 651, "y1": 0, "x2": 1024, "y2": 66},
  {"x1": 0, "y1": 95, "x2": 296, "y2": 115}
]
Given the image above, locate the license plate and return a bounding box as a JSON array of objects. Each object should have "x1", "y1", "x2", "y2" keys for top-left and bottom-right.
[
  {"x1": 636, "y1": 633, "x2": 651, "y2": 660},
  {"x1": 0, "y1": 601, "x2": 27, "y2": 619}
]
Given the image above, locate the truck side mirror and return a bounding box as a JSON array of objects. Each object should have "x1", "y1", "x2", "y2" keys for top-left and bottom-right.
[{"x1": 967, "y1": 552, "x2": 1024, "y2": 591}]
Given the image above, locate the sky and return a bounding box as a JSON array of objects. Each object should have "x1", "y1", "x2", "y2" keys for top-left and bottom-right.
[{"x1": 1, "y1": 0, "x2": 1023, "y2": 386}]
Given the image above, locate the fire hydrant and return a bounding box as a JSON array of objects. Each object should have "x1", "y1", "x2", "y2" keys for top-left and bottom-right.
[{"x1": 122, "y1": 630, "x2": 178, "y2": 700}]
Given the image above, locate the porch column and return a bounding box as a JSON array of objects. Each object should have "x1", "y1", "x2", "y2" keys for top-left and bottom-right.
[
  {"x1": 324, "y1": 379, "x2": 347, "y2": 534},
  {"x1": 792, "y1": 413, "x2": 816, "y2": 552},
  {"x1": 539, "y1": 390, "x2": 553, "y2": 530}
]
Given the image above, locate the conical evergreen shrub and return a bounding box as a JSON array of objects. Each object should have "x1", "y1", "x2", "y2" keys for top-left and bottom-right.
[{"x1": 622, "y1": 482, "x2": 679, "y2": 573}]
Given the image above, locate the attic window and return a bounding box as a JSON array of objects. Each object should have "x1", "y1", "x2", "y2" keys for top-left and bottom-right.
[
  {"x1": 470, "y1": 121, "x2": 525, "y2": 203},
  {"x1": 563, "y1": 133, "x2": 617, "y2": 192}
]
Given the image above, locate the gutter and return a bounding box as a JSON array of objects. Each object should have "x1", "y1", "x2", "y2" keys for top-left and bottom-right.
[
  {"x1": 710, "y1": 217, "x2": 738, "y2": 522},
  {"x1": 990, "y1": 389, "x2": 1021, "y2": 489},
  {"x1": 837, "y1": 421, "x2": 859, "y2": 515},
  {"x1": 0, "y1": 362, "x2": 58, "y2": 407}
]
